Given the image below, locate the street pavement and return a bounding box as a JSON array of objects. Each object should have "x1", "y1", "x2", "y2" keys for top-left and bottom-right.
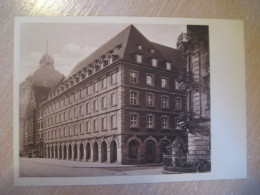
[{"x1": 19, "y1": 158, "x2": 165, "y2": 177}]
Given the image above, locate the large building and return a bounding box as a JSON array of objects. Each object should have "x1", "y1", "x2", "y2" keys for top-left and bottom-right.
[{"x1": 20, "y1": 25, "x2": 187, "y2": 164}]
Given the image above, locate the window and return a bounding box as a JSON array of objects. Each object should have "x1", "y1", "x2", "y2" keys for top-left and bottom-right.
[
  {"x1": 109, "y1": 56, "x2": 113, "y2": 64},
  {"x1": 79, "y1": 123, "x2": 84, "y2": 134},
  {"x1": 175, "y1": 118, "x2": 181, "y2": 129},
  {"x1": 74, "y1": 124, "x2": 77, "y2": 135},
  {"x1": 102, "y1": 77, "x2": 107, "y2": 88},
  {"x1": 55, "y1": 129, "x2": 58, "y2": 138},
  {"x1": 111, "y1": 115, "x2": 116, "y2": 129},
  {"x1": 102, "y1": 117, "x2": 107, "y2": 130},
  {"x1": 130, "y1": 71, "x2": 138, "y2": 83},
  {"x1": 93, "y1": 100, "x2": 97, "y2": 112},
  {"x1": 152, "y1": 58, "x2": 158, "y2": 67},
  {"x1": 166, "y1": 62, "x2": 172, "y2": 70},
  {"x1": 161, "y1": 95, "x2": 169, "y2": 108},
  {"x1": 146, "y1": 74, "x2": 154, "y2": 86},
  {"x1": 69, "y1": 109, "x2": 72, "y2": 119},
  {"x1": 161, "y1": 115, "x2": 169, "y2": 129},
  {"x1": 59, "y1": 128, "x2": 62, "y2": 138},
  {"x1": 130, "y1": 91, "x2": 139, "y2": 105},
  {"x1": 79, "y1": 105, "x2": 84, "y2": 116},
  {"x1": 93, "y1": 82, "x2": 98, "y2": 92},
  {"x1": 70, "y1": 94, "x2": 73, "y2": 103},
  {"x1": 136, "y1": 54, "x2": 142, "y2": 63},
  {"x1": 69, "y1": 126, "x2": 73, "y2": 136},
  {"x1": 111, "y1": 92, "x2": 116, "y2": 106},
  {"x1": 59, "y1": 113, "x2": 62, "y2": 123},
  {"x1": 73, "y1": 107, "x2": 77, "y2": 118},
  {"x1": 93, "y1": 119, "x2": 97, "y2": 132},
  {"x1": 102, "y1": 96, "x2": 106, "y2": 109},
  {"x1": 63, "y1": 111, "x2": 66, "y2": 121},
  {"x1": 111, "y1": 73, "x2": 116, "y2": 84},
  {"x1": 64, "y1": 127, "x2": 67, "y2": 137},
  {"x1": 146, "y1": 93, "x2": 154, "y2": 107},
  {"x1": 86, "y1": 102, "x2": 89, "y2": 114},
  {"x1": 130, "y1": 113, "x2": 139, "y2": 128},
  {"x1": 86, "y1": 86, "x2": 90, "y2": 95},
  {"x1": 161, "y1": 78, "x2": 168, "y2": 88},
  {"x1": 137, "y1": 45, "x2": 142, "y2": 50},
  {"x1": 175, "y1": 97, "x2": 182, "y2": 110},
  {"x1": 150, "y1": 48, "x2": 155, "y2": 53},
  {"x1": 147, "y1": 114, "x2": 155, "y2": 128},
  {"x1": 86, "y1": 121, "x2": 90, "y2": 133},
  {"x1": 80, "y1": 89, "x2": 84, "y2": 98}
]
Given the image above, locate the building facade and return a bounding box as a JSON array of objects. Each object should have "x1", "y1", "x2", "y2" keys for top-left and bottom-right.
[
  {"x1": 176, "y1": 25, "x2": 211, "y2": 167},
  {"x1": 21, "y1": 25, "x2": 187, "y2": 164}
]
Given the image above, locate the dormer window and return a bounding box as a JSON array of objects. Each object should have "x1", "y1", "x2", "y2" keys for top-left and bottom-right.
[
  {"x1": 136, "y1": 54, "x2": 142, "y2": 63},
  {"x1": 166, "y1": 62, "x2": 172, "y2": 70},
  {"x1": 137, "y1": 44, "x2": 142, "y2": 50},
  {"x1": 152, "y1": 58, "x2": 158, "y2": 67},
  {"x1": 109, "y1": 56, "x2": 113, "y2": 64}
]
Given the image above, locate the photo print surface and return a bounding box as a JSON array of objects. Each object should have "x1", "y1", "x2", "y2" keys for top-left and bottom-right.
[{"x1": 18, "y1": 22, "x2": 211, "y2": 178}]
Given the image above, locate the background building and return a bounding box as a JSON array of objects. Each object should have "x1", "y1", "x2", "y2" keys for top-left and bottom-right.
[
  {"x1": 176, "y1": 25, "x2": 211, "y2": 168},
  {"x1": 20, "y1": 24, "x2": 189, "y2": 164}
]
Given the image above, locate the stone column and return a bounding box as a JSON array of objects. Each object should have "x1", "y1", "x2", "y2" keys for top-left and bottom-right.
[
  {"x1": 72, "y1": 147, "x2": 75, "y2": 161},
  {"x1": 50, "y1": 146, "x2": 52, "y2": 159},
  {"x1": 84, "y1": 147, "x2": 87, "y2": 162},
  {"x1": 107, "y1": 148, "x2": 110, "y2": 163},
  {"x1": 46, "y1": 146, "x2": 49, "y2": 159},
  {"x1": 66, "y1": 146, "x2": 69, "y2": 161},
  {"x1": 62, "y1": 146, "x2": 64, "y2": 160},
  {"x1": 90, "y1": 146, "x2": 94, "y2": 162},
  {"x1": 156, "y1": 146, "x2": 161, "y2": 163},
  {"x1": 117, "y1": 146, "x2": 122, "y2": 164},
  {"x1": 58, "y1": 145, "x2": 60, "y2": 159},
  {"x1": 139, "y1": 147, "x2": 145, "y2": 164},
  {"x1": 98, "y1": 148, "x2": 102, "y2": 163},
  {"x1": 77, "y1": 147, "x2": 80, "y2": 161}
]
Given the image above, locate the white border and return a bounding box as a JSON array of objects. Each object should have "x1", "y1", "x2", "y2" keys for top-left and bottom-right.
[{"x1": 13, "y1": 17, "x2": 247, "y2": 186}]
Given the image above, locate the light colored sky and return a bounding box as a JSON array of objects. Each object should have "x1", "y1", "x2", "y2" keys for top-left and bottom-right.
[{"x1": 19, "y1": 23, "x2": 186, "y2": 82}]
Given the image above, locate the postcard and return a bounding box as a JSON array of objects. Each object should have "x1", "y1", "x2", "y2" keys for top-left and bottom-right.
[{"x1": 13, "y1": 17, "x2": 246, "y2": 186}]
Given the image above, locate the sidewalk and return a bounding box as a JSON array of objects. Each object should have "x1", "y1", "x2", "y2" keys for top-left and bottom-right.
[{"x1": 20, "y1": 157, "x2": 163, "y2": 168}]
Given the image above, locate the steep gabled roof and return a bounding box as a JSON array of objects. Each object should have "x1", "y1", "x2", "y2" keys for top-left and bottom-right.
[
  {"x1": 67, "y1": 25, "x2": 133, "y2": 78},
  {"x1": 67, "y1": 24, "x2": 185, "y2": 78}
]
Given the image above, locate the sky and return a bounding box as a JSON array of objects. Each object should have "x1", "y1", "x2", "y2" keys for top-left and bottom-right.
[{"x1": 19, "y1": 23, "x2": 186, "y2": 83}]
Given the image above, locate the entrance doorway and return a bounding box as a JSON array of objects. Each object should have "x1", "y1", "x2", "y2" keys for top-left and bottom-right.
[{"x1": 145, "y1": 140, "x2": 156, "y2": 163}]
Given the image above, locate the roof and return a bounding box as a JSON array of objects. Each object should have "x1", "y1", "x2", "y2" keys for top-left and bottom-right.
[
  {"x1": 32, "y1": 65, "x2": 64, "y2": 88},
  {"x1": 32, "y1": 65, "x2": 64, "y2": 101},
  {"x1": 67, "y1": 25, "x2": 185, "y2": 78}
]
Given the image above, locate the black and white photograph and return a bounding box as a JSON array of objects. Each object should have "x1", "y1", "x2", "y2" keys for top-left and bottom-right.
[
  {"x1": 13, "y1": 17, "x2": 246, "y2": 186},
  {"x1": 18, "y1": 21, "x2": 211, "y2": 178}
]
